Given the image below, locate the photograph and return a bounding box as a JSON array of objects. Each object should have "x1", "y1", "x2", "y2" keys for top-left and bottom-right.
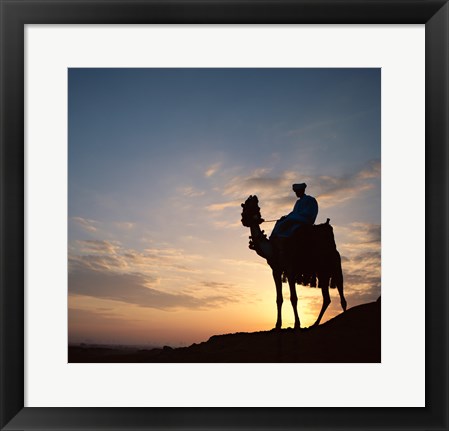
[{"x1": 68, "y1": 68, "x2": 381, "y2": 363}]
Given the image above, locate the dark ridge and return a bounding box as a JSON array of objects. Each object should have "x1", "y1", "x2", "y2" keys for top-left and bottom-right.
[{"x1": 69, "y1": 299, "x2": 380, "y2": 363}]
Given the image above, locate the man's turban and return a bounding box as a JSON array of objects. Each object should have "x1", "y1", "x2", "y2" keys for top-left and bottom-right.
[{"x1": 292, "y1": 183, "x2": 307, "y2": 191}]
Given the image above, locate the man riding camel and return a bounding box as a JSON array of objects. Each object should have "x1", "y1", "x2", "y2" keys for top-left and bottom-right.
[
  {"x1": 269, "y1": 183, "x2": 318, "y2": 264},
  {"x1": 270, "y1": 183, "x2": 318, "y2": 239}
]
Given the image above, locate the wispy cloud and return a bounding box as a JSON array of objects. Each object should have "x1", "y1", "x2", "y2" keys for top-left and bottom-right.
[
  {"x1": 71, "y1": 218, "x2": 137, "y2": 235},
  {"x1": 69, "y1": 266, "x2": 233, "y2": 310},
  {"x1": 178, "y1": 186, "x2": 206, "y2": 197},
  {"x1": 207, "y1": 160, "x2": 380, "y2": 220},
  {"x1": 200, "y1": 281, "x2": 234, "y2": 290},
  {"x1": 70, "y1": 241, "x2": 204, "y2": 277},
  {"x1": 315, "y1": 160, "x2": 380, "y2": 208},
  {"x1": 204, "y1": 162, "x2": 221, "y2": 178},
  {"x1": 222, "y1": 168, "x2": 296, "y2": 200},
  {"x1": 69, "y1": 251, "x2": 238, "y2": 311},
  {"x1": 340, "y1": 222, "x2": 381, "y2": 254},
  {"x1": 76, "y1": 239, "x2": 121, "y2": 255},
  {"x1": 114, "y1": 221, "x2": 135, "y2": 230},
  {"x1": 69, "y1": 236, "x2": 243, "y2": 311},
  {"x1": 72, "y1": 216, "x2": 98, "y2": 233},
  {"x1": 206, "y1": 200, "x2": 242, "y2": 212},
  {"x1": 220, "y1": 258, "x2": 266, "y2": 268},
  {"x1": 211, "y1": 220, "x2": 242, "y2": 229},
  {"x1": 339, "y1": 222, "x2": 381, "y2": 304}
]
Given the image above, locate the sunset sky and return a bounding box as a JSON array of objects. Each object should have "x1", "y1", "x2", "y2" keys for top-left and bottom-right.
[{"x1": 68, "y1": 68, "x2": 381, "y2": 347}]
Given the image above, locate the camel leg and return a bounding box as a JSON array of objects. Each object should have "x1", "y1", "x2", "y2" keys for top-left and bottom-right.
[
  {"x1": 288, "y1": 276, "x2": 300, "y2": 329},
  {"x1": 312, "y1": 277, "x2": 331, "y2": 327},
  {"x1": 335, "y1": 252, "x2": 346, "y2": 312},
  {"x1": 272, "y1": 269, "x2": 283, "y2": 329},
  {"x1": 337, "y1": 282, "x2": 347, "y2": 312}
]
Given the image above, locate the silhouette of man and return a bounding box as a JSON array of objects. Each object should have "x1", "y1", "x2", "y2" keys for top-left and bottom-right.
[{"x1": 270, "y1": 183, "x2": 318, "y2": 240}]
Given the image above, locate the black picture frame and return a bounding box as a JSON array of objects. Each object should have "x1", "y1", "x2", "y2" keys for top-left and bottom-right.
[{"x1": 1, "y1": 1, "x2": 448, "y2": 430}]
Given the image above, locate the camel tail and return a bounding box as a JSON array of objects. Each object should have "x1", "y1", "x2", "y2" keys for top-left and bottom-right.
[{"x1": 330, "y1": 251, "x2": 344, "y2": 290}]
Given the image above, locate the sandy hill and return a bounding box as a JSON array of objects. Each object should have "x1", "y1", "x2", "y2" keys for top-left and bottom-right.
[{"x1": 69, "y1": 299, "x2": 380, "y2": 363}]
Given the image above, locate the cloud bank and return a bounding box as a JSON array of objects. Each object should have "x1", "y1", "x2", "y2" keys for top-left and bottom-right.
[
  {"x1": 201, "y1": 159, "x2": 380, "y2": 229},
  {"x1": 69, "y1": 240, "x2": 238, "y2": 310}
]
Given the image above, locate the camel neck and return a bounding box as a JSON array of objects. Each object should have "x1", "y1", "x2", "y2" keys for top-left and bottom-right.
[{"x1": 249, "y1": 224, "x2": 274, "y2": 262}]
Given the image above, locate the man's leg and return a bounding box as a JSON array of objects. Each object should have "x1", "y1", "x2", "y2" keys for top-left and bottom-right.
[{"x1": 271, "y1": 235, "x2": 288, "y2": 265}]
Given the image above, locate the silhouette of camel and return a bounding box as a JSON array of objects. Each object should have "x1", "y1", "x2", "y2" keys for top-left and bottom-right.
[{"x1": 241, "y1": 195, "x2": 347, "y2": 329}]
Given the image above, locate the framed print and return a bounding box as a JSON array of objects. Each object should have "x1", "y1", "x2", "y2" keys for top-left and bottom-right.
[{"x1": 1, "y1": 1, "x2": 448, "y2": 430}]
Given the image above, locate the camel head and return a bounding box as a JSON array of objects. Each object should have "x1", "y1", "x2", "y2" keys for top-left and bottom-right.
[{"x1": 241, "y1": 195, "x2": 265, "y2": 227}]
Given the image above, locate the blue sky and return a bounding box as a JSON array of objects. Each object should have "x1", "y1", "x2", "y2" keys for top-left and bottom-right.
[{"x1": 68, "y1": 68, "x2": 380, "y2": 346}]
